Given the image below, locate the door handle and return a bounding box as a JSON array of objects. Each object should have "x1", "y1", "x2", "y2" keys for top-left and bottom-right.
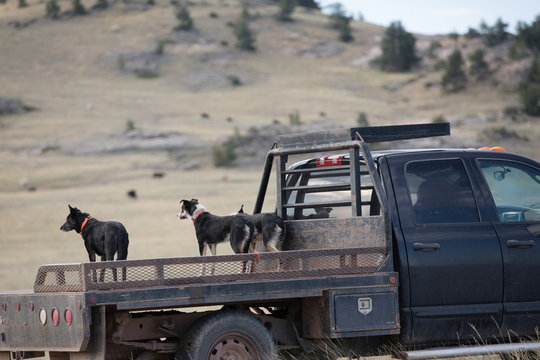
[
  {"x1": 506, "y1": 239, "x2": 536, "y2": 248},
  {"x1": 412, "y1": 242, "x2": 440, "y2": 251}
]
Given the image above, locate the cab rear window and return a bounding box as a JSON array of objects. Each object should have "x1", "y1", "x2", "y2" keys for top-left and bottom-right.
[{"x1": 283, "y1": 159, "x2": 380, "y2": 220}]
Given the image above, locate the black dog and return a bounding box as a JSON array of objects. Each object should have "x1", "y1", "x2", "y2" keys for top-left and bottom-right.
[
  {"x1": 60, "y1": 205, "x2": 129, "y2": 281},
  {"x1": 237, "y1": 205, "x2": 285, "y2": 254},
  {"x1": 178, "y1": 199, "x2": 254, "y2": 275}
]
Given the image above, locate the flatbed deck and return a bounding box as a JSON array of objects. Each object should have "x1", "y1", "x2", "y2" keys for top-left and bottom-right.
[{"x1": 28, "y1": 247, "x2": 389, "y2": 309}]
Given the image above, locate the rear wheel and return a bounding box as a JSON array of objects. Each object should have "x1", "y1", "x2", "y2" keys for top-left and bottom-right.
[{"x1": 176, "y1": 310, "x2": 276, "y2": 360}]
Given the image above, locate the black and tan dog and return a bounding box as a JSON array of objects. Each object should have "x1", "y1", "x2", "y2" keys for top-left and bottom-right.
[
  {"x1": 60, "y1": 205, "x2": 129, "y2": 281},
  {"x1": 178, "y1": 199, "x2": 254, "y2": 275}
]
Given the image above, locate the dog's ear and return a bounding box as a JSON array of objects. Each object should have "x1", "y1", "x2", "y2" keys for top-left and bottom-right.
[
  {"x1": 69, "y1": 205, "x2": 76, "y2": 213},
  {"x1": 191, "y1": 198, "x2": 199, "y2": 204},
  {"x1": 238, "y1": 204, "x2": 244, "y2": 213}
]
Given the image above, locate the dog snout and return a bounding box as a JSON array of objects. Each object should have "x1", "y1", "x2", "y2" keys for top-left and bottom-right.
[
  {"x1": 177, "y1": 212, "x2": 186, "y2": 220},
  {"x1": 60, "y1": 222, "x2": 70, "y2": 232}
]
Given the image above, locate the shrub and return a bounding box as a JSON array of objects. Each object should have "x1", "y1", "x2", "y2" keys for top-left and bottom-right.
[
  {"x1": 45, "y1": 0, "x2": 60, "y2": 18},
  {"x1": 71, "y1": 0, "x2": 86, "y2": 15},
  {"x1": 276, "y1": 0, "x2": 296, "y2": 22},
  {"x1": 468, "y1": 49, "x2": 489, "y2": 80},
  {"x1": 516, "y1": 16, "x2": 540, "y2": 52},
  {"x1": 465, "y1": 27, "x2": 481, "y2": 39},
  {"x1": 327, "y1": 2, "x2": 346, "y2": 29},
  {"x1": 448, "y1": 32, "x2": 459, "y2": 41},
  {"x1": 288, "y1": 110, "x2": 302, "y2": 125},
  {"x1": 442, "y1": 49, "x2": 467, "y2": 92},
  {"x1": 519, "y1": 83, "x2": 540, "y2": 116},
  {"x1": 297, "y1": 0, "x2": 319, "y2": 9},
  {"x1": 174, "y1": 3, "x2": 193, "y2": 31},
  {"x1": 227, "y1": 75, "x2": 242, "y2": 86},
  {"x1": 519, "y1": 54, "x2": 540, "y2": 115},
  {"x1": 433, "y1": 59, "x2": 446, "y2": 71},
  {"x1": 326, "y1": 2, "x2": 353, "y2": 42},
  {"x1": 125, "y1": 119, "x2": 136, "y2": 131},
  {"x1": 508, "y1": 41, "x2": 530, "y2": 60},
  {"x1": 432, "y1": 115, "x2": 446, "y2": 123},
  {"x1": 356, "y1": 112, "x2": 369, "y2": 127},
  {"x1": 504, "y1": 106, "x2": 520, "y2": 117},
  {"x1": 154, "y1": 38, "x2": 175, "y2": 55},
  {"x1": 212, "y1": 139, "x2": 237, "y2": 167},
  {"x1": 337, "y1": 15, "x2": 353, "y2": 42},
  {"x1": 232, "y1": 4, "x2": 256, "y2": 51},
  {"x1": 379, "y1": 21, "x2": 419, "y2": 72},
  {"x1": 428, "y1": 40, "x2": 441, "y2": 58},
  {"x1": 480, "y1": 18, "x2": 509, "y2": 47}
]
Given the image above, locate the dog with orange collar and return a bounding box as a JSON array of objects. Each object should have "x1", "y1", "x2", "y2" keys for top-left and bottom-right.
[{"x1": 60, "y1": 205, "x2": 129, "y2": 281}]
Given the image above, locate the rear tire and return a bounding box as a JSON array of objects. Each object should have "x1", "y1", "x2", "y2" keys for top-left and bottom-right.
[{"x1": 176, "y1": 310, "x2": 276, "y2": 360}]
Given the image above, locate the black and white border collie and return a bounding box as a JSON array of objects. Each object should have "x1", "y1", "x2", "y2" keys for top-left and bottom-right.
[
  {"x1": 237, "y1": 205, "x2": 285, "y2": 254},
  {"x1": 178, "y1": 199, "x2": 254, "y2": 274}
]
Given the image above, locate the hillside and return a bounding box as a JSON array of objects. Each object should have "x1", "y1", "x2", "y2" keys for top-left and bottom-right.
[{"x1": 0, "y1": 0, "x2": 538, "y2": 290}]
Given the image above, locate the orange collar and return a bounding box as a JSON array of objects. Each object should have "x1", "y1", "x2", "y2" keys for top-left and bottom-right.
[
  {"x1": 192, "y1": 209, "x2": 205, "y2": 222},
  {"x1": 80, "y1": 216, "x2": 91, "y2": 233}
]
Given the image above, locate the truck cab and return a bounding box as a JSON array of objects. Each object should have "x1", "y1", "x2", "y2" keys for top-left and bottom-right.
[
  {"x1": 271, "y1": 133, "x2": 540, "y2": 347},
  {"x1": 383, "y1": 148, "x2": 540, "y2": 345}
]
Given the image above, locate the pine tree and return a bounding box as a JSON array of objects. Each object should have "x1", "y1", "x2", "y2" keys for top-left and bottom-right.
[
  {"x1": 379, "y1": 21, "x2": 419, "y2": 72},
  {"x1": 442, "y1": 49, "x2": 467, "y2": 92},
  {"x1": 481, "y1": 18, "x2": 509, "y2": 47},
  {"x1": 297, "y1": 0, "x2": 318, "y2": 9},
  {"x1": 45, "y1": 0, "x2": 60, "y2": 18},
  {"x1": 516, "y1": 16, "x2": 540, "y2": 52},
  {"x1": 233, "y1": 4, "x2": 256, "y2": 51},
  {"x1": 468, "y1": 49, "x2": 489, "y2": 81},
  {"x1": 175, "y1": 3, "x2": 193, "y2": 31},
  {"x1": 277, "y1": 0, "x2": 296, "y2": 22},
  {"x1": 327, "y1": 2, "x2": 346, "y2": 29},
  {"x1": 71, "y1": 0, "x2": 86, "y2": 15},
  {"x1": 337, "y1": 15, "x2": 353, "y2": 42},
  {"x1": 519, "y1": 54, "x2": 540, "y2": 115},
  {"x1": 327, "y1": 2, "x2": 353, "y2": 42}
]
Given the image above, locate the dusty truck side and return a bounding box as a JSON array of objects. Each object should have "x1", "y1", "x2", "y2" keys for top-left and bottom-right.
[{"x1": 2, "y1": 123, "x2": 540, "y2": 360}]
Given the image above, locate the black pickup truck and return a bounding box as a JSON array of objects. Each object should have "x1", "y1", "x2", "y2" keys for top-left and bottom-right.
[{"x1": 1, "y1": 123, "x2": 540, "y2": 360}]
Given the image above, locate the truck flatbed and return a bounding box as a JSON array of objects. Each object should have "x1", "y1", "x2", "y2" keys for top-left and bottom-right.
[{"x1": 30, "y1": 247, "x2": 389, "y2": 310}]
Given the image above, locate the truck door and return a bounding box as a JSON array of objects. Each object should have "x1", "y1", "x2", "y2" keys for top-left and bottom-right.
[
  {"x1": 387, "y1": 154, "x2": 503, "y2": 344},
  {"x1": 476, "y1": 158, "x2": 540, "y2": 337}
]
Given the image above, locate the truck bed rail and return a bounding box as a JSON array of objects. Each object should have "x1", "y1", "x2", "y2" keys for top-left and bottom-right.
[{"x1": 34, "y1": 247, "x2": 386, "y2": 293}]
